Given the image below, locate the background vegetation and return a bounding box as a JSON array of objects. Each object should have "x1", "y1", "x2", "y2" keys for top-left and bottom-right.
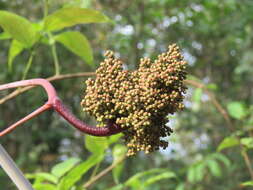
[{"x1": 0, "y1": 0, "x2": 253, "y2": 189}]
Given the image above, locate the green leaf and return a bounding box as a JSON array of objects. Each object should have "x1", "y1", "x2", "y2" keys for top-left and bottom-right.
[
  {"x1": 26, "y1": 172, "x2": 58, "y2": 184},
  {"x1": 125, "y1": 168, "x2": 167, "y2": 188},
  {"x1": 85, "y1": 135, "x2": 108, "y2": 154},
  {"x1": 112, "y1": 144, "x2": 127, "y2": 184},
  {"x1": 33, "y1": 184, "x2": 56, "y2": 190},
  {"x1": 57, "y1": 154, "x2": 104, "y2": 190},
  {"x1": 217, "y1": 136, "x2": 240, "y2": 152},
  {"x1": 0, "y1": 32, "x2": 11, "y2": 40},
  {"x1": 106, "y1": 184, "x2": 124, "y2": 190},
  {"x1": 193, "y1": 88, "x2": 202, "y2": 103},
  {"x1": 108, "y1": 133, "x2": 123, "y2": 145},
  {"x1": 8, "y1": 40, "x2": 25, "y2": 71},
  {"x1": 44, "y1": 7, "x2": 110, "y2": 31},
  {"x1": 187, "y1": 166, "x2": 196, "y2": 183},
  {"x1": 51, "y1": 157, "x2": 80, "y2": 178},
  {"x1": 241, "y1": 137, "x2": 253, "y2": 149},
  {"x1": 227, "y1": 101, "x2": 247, "y2": 120},
  {"x1": 206, "y1": 83, "x2": 217, "y2": 90},
  {"x1": 210, "y1": 153, "x2": 231, "y2": 168},
  {"x1": 194, "y1": 163, "x2": 206, "y2": 182},
  {"x1": 176, "y1": 183, "x2": 185, "y2": 190},
  {"x1": 63, "y1": 0, "x2": 92, "y2": 8},
  {"x1": 241, "y1": 181, "x2": 253, "y2": 186},
  {"x1": 143, "y1": 171, "x2": 176, "y2": 186},
  {"x1": 206, "y1": 159, "x2": 222, "y2": 177},
  {"x1": 55, "y1": 31, "x2": 93, "y2": 66},
  {"x1": 0, "y1": 11, "x2": 37, "y2": 47}
]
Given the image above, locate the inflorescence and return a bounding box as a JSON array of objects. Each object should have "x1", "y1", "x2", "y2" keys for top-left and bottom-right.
[{"x1": 81, "y1": 44, "x2": 187, "y2": 156}]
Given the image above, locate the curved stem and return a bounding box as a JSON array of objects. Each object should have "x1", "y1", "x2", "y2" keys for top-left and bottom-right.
[
  {"x1": 0, "y1": 78, "x2": 123, "y2": 137},
  {"x1": 53, "y1": 97, "x2": 123, "y2": 136}
]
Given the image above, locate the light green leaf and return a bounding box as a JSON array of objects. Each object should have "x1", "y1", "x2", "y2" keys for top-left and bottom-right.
[
  {"x1": 241, "y1": 137, "x2": 253, "y2": 149},
  {"x1": 227, "y1": 101, "x2": 247, "y2": 120},
  {"x1": 108, "y1": 133, "x2": 123, "y2": 145},
  {"x1": 112, "y1": 144, "x2": 127, "y2": 184},
  {"x1": 55, "y1": 31, "x2": 93, "y2": 65},
  {"x1": 44, "y1": 7, "x2": 110, "y2": 31},
  {"x1": 0, "y1": 32, "x2": 11, "y2": 40},
  {"x1": 217, "y1": 136, "x2": 240, "y2": 152},
  {"x1": 85, "y1": 135, "x2": 108, "y2": 154},
  {"x1": 194, "y1": 163, "x2": 206, "y2": 182},
  {"x1": 51, "y1": 157, "x2": 80, "y2": 178},
  {"x1": 125, "y1": 168, "x2": 166, "y2": 187},
  {"x1": 176, "y1": 183, "x2": 185, "y2": 190},
  {"x1": 26, "y1": 172, "x2": 58, "y2": 184},
  {"x1": 106, "y1": 184, "x2": 124, "y2": 190},
  {"x1": 193, "y1": 88, "x2": 202, "y2": 103},
  {"x1": 8, "y1": 40, "x2": 25, "y2": 71},
  {"x1": 0, "y1": 11, "x2": 37, "y2": 47},
  {"x1": 187, "y1": 166, "x2": 196, "y2": 183},
  {"x1": 206, "y1": 159, "x2": 222, "y2": 177},
  {"x1": 63, "y1": 0, "x2": 91, "y2": 8},
  {"x1": 241, "y1": 181, "x2": 253, "y2": 186},
  {"x1": 143, "y1": 171, "x2": 176, "y2": 186},
  {"x1": 33, "y1": 184, "x2": 56, "y2": 190},
  {"x1": 210, "y1": 153, "x2": 231, "y2": 168},
  {"x1": 57, "y1": 154, "x2": 104, "y2": 190},
  {"x1": 207, "y1": 83, "x2": 217, "y2": 90}
]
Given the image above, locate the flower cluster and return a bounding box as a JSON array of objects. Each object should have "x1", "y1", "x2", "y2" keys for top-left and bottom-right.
[{"x1": 81, "y1": 44, "x2": 187, "y2": 156}]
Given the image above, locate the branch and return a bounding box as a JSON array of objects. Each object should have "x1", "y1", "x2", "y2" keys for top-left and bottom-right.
[
  {"x1": 0, "y1": 72, "x2": 95, "y2": 105},
  {"x1": 0, "y1": 78, "x2": 122, "y2": 137},
  {"x1": 185, "y1": 79, "x2": 233, "y2": 131}
]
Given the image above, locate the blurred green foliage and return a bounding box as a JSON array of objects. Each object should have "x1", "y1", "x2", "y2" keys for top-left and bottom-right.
[{"x1": 0, "y1": 0, "x2": 253, "y2": 189}]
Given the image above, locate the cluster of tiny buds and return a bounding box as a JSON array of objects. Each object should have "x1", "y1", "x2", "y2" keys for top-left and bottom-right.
[{"x1": 81, "y1": 44, "x2": 187, "y2": 156}]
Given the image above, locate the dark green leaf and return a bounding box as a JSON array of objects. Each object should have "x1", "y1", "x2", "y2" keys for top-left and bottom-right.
[
  {"x1": 44, "y1": 7, "x2": 110, "y2": 31},
  {"x1": 51, "y1": 157, "x2": 80, "y2": 178},
  {"x1": 8, "y1": 40, "x2": 24, "y2": 71},
  {"x1": 55, "y1": 31, "x2": 93, "y2": 66},
  {"x1": 0, "y1": 11, "x2": 37, "y2": 47}
]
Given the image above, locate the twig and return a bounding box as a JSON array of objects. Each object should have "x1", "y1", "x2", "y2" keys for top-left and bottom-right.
[
  {"x1": 185, "y1": 79, "x2": 253, "y2": 181},
  {"x1": 83, "y1": 155, "x2": 126, "y2": 189},
  {"x1": 0, "y1": 72, "x2": 95, "y2": 105},
  {"x1": 185, "y1": 79, "x2": 233, "y2": 131}
]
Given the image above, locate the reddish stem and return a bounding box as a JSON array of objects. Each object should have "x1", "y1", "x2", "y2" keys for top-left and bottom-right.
[{"x1": 0, "y1": 79, "x2": 123, "y2": 137}]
